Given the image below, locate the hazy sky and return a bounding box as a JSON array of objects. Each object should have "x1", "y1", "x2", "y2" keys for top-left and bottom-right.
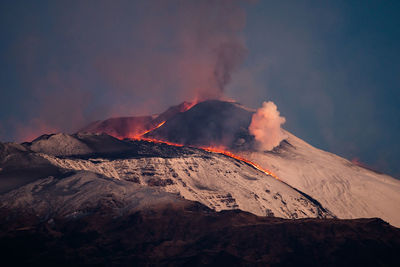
[{"x1": 0, "y1": 1, "x2": 399, "y2": 178}]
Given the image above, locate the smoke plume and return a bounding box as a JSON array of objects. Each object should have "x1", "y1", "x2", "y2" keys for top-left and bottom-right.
[
  {"x1": 0, "y1": 0, "x2": 250, "y2": 142},
  {"x1": 249, "y1": 101, "x2": 287, "y2": 151},
  {"x1": 213, "y1": 42, "x2": 247, "y2": 98}
]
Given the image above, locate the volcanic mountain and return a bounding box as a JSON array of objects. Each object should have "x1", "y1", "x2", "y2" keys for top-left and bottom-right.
[
  {"x1": 1, "y1": 99, "x2": 400, "y2": 265},
  {"x1": 82, "y1": 99, "x2": 400, "y2": 227},
  {"x1": 3, "y1": 133, "x2": 332, "y2": 220}
]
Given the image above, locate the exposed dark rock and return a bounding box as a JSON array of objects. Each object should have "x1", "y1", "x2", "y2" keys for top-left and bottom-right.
[
  {"x1": 146, "y1": 100, "x2": 257, "y2": 150},
  {"x1": 0, "y1": 204, "x2": 399, "y2": 266},
  {"x1": 147, "y1": 178, "x2": 175, "y2": 187}
]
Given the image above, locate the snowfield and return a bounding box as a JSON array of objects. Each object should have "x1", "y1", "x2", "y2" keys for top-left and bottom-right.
[
  {"x1": 0, "y1": 170, "x2": 190, "y2": 219},
  {"x1": 1, "y1": 100, "x2": 399, "y2": 228},
  {"x1": 241, "y1": 131, "x2": 400, "y2": 227},
  {"x1": 38, "y1": 149, "x2": 332, "y2": 219}
]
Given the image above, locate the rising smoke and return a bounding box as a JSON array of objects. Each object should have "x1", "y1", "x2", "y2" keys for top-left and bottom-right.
[
  {"x1": 4, "y1": 0, "x2": 249, "y2": 142},
  {"x1": 85, "y1": 0, "x2": 249, "y2": 103},
  {"x1": 155, "y1": 0, "x2": 248, "y2": 100},
  {"x1": 249, "y1": 101, "x2": 288, "y2": 151},
  {"x1": 213, "y1": 42, "x2": 247, "y2": 98}
]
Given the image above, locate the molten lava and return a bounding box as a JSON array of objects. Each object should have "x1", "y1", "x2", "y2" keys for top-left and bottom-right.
[
  {"x1": 107, "y1": 100, "x2": 278, "y2": 180},
  {"x1": 140, "y1": 121, "x2": 166, "y2": 136},
  {"x1": 201, "y1": 146, "x2": 279, "y2": 179},
  {"x1": 181, "y1": 101, "x2": 197, "y2": 111},
  {"x1": 125, "y1": 121, "x2": 166, "y2": 139},
  {"x1": 130, "y1": 133, "x2": 279, "y2": 179}
]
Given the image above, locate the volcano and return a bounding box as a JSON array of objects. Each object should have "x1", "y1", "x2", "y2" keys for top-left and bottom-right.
[
  {"x1": 1, "y1": 100, "x2": 400, "y2": 265},
  {"x1": 80, "y1": 99, "x2": 400, "y2": 227}
]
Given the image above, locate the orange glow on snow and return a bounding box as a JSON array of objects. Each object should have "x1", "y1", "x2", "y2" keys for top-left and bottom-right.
[
  {"x1": 201, "y1": 146, "x2": 279, "y2": 179},
  {"x1": 130, "y1": 134, "x2": 279, "y2": 180},
  {"x1": 109, "y1": 100, "x2": 278, "y2": 180}
]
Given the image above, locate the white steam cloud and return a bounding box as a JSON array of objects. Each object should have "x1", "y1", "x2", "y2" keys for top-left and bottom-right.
[{"x1": 249, "y1": 101, "x2": 287, "y2": 151}]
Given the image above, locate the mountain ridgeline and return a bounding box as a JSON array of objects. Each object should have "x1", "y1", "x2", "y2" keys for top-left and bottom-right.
[{"x1": 1, "y1": 100, "x2": 399, "y2": 266}]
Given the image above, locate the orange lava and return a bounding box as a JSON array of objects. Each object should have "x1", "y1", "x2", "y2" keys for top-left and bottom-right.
[
  {"x1": 201, "y1": 146, "x2": 279, "y2": 180},
  {"x1": 110, "y1": 101, "x2": 197, "y2": 140},
  {"x1": 181, "y1": 101, "x2": 197, "y2": 111},
  {"x1": 125, "y1": 121, "x2": 166, "y2": 139},
  {"x1": 117, "y1": 100, "x2": 279, "y2": 180},
  {"x1": 140, "y1": 121, "x2": 166, "y2": 136},
  {"x1": 130, "y1": 134, "x2": 279, "y2": 179}
]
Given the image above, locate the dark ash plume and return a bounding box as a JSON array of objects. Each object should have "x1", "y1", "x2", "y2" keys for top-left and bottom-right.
[
  {"x1": 213, "y1": 42, "x2": 247, "y2": 97},
  {"x1": 2, "y1": 0, "x2": 251, "y2": 142}
]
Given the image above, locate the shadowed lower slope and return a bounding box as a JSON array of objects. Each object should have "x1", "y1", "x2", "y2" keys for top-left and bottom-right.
[{"x1": 0, "y1": 202, "x2": 399, "y2": 266}]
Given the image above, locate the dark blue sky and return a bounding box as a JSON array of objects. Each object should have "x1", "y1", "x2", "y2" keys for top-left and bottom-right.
[{"x1": 0, "y1": 1, "x2": 399, "y2": 178}]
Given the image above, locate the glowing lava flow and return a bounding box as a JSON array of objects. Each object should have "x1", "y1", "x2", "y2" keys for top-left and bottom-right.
[
  {"x1": 201, "y1": 147, "x2": 279, "y2": 180},
  {"x1": 124, "y1": 114, "x2": 279, "y2": 179},
  {"x1": 125, "y1": 121, "x2": 166, "y2": 139},
  {"x1": 105, "y1": 100, "x2": 277, "y2": 178},
  {"x1": 181, "y1": 101, "x2": 197, "y2": 111},
  {"x1": 141, "y1": 121, "x2": 166, "y2": 136},
  {"x1": 131, "y1": 132, "x2": 279, "y2": 179}
]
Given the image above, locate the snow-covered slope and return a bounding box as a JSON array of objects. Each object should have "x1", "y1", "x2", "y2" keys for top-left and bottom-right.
[
  {"x1": 1, "y1": 135, "x2": 333, "y2": 220},
  {"x1": 0, "y1": 141, "x2": 65, "y2": 194},
  {"x1": 240, "y1": 131, "x2": 400, "y2": 227},
  {"x1": 2, "y1": 100, "x2": 399, "y2": 227},
  {"x1": 0, "y1": 170, "x2": 193, "y2": 219},
  {"x1": 38, "y1": 144, "x2": 332, "y2": 219},
  {"x1": 24, "y1": 133, "x2": 135, "y2": 156},
  {"x1": 135, "y1": 100, "x2": 400, "y2": 227}
]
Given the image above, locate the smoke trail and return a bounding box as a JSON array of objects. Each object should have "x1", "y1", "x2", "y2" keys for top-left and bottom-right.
[
  {"x1": 249, "y1": 101, "x2": 287, "y2": 151},
  {"x1": 213, "y1": 42, "x2": 247, "y2": 97},
  {"x1": 2, "y1": 0, "x2": 251, "y2": 142},
  {"x1": 173, "y1": 0, "x2": 248, "y2": 100},
  {"x1": 96, "y1": 0, "x2": 249, "y2": 103}
]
